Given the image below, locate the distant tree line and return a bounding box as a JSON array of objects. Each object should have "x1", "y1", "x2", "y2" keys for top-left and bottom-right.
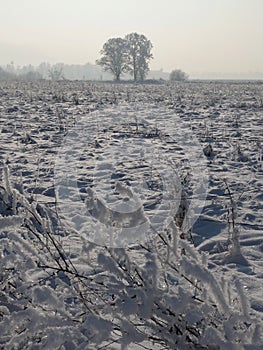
[
  {"x1": 1, "y1": 47, "x2": 189, "y2": 82},
  {"x1": 0, "y1": 62, "x2": 101, "y2": 81},
  {"x1": 96, "y1": 33, "x2": 153, "y2": 82},
  {"x1": 0, "y1": 67, "x2": 14, "y2": 81},
  {"x1": 0, "y1": 64, "x2": 42, "y2": 81}
]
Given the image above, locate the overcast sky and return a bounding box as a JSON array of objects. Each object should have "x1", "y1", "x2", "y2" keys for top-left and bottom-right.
[{"x1": 1, "y1": 0, "x2": 263, "y2": 76}]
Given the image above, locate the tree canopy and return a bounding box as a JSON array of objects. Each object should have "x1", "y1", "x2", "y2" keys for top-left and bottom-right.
[
  {"x1": 125, "y1": 33, "x2": 153, "y2": 81},
  {"x1": 96, "y1": 38, "x2": 129, "y2": 81},
  {"x1": 96, "y1": 33, "x2": 153, "y2": 82}
]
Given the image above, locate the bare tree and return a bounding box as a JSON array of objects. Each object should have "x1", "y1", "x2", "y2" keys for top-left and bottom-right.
[
  {"x1": 125, "y1": 33, "x2": 153, "y2": 82},
  {"x1": 48, "y1": 67, "x2": 64, "y2": 81},
  {"x1": 96, "y1": 37, "x2": 128, "y2": 81}
]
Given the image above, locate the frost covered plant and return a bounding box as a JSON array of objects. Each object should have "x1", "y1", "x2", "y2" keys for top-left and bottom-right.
[
  {"x1": 222, "y1": 179, "x2": 248, "y2": 265},
  {"x1": 0, "y1": 165, "x2": 262, "y2": 349}
]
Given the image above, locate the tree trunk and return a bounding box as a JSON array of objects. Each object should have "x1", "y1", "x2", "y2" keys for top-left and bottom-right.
[{"x1": 133, "y1": 56, "x2": 137, "y2": 81}]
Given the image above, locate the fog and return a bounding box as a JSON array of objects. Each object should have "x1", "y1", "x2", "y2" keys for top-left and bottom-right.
[{"x1": 1, "y1": 0, "x2": 263, "y2": 78}]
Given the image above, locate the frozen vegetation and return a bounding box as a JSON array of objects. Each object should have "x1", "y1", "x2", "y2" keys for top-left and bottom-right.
[{"x1": 0, "y1": 80, "x2": 263, "y2": 349}]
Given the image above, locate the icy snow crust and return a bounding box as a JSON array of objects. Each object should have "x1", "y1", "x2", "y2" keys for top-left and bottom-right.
[{"x1": 0, "y1": 80, "x2": 262, "y2": 349}]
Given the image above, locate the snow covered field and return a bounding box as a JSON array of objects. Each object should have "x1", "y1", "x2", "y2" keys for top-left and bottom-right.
[{"x1": 0, "y1": 80, "x2": 262, "y2": 349}]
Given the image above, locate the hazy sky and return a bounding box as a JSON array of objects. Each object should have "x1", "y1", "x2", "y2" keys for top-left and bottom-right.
[{"x1": 1, "y1": 0, "x2": 263, "y2": 76}]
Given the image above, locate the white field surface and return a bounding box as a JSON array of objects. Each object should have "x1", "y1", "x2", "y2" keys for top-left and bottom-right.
[{"x1": 0, "y1": 80, "x2": 263, "y2": 349}]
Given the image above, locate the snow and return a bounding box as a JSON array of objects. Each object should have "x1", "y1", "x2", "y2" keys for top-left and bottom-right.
[{"x1": 0, "y1": 80, "x2": 263, "y2": 349}]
